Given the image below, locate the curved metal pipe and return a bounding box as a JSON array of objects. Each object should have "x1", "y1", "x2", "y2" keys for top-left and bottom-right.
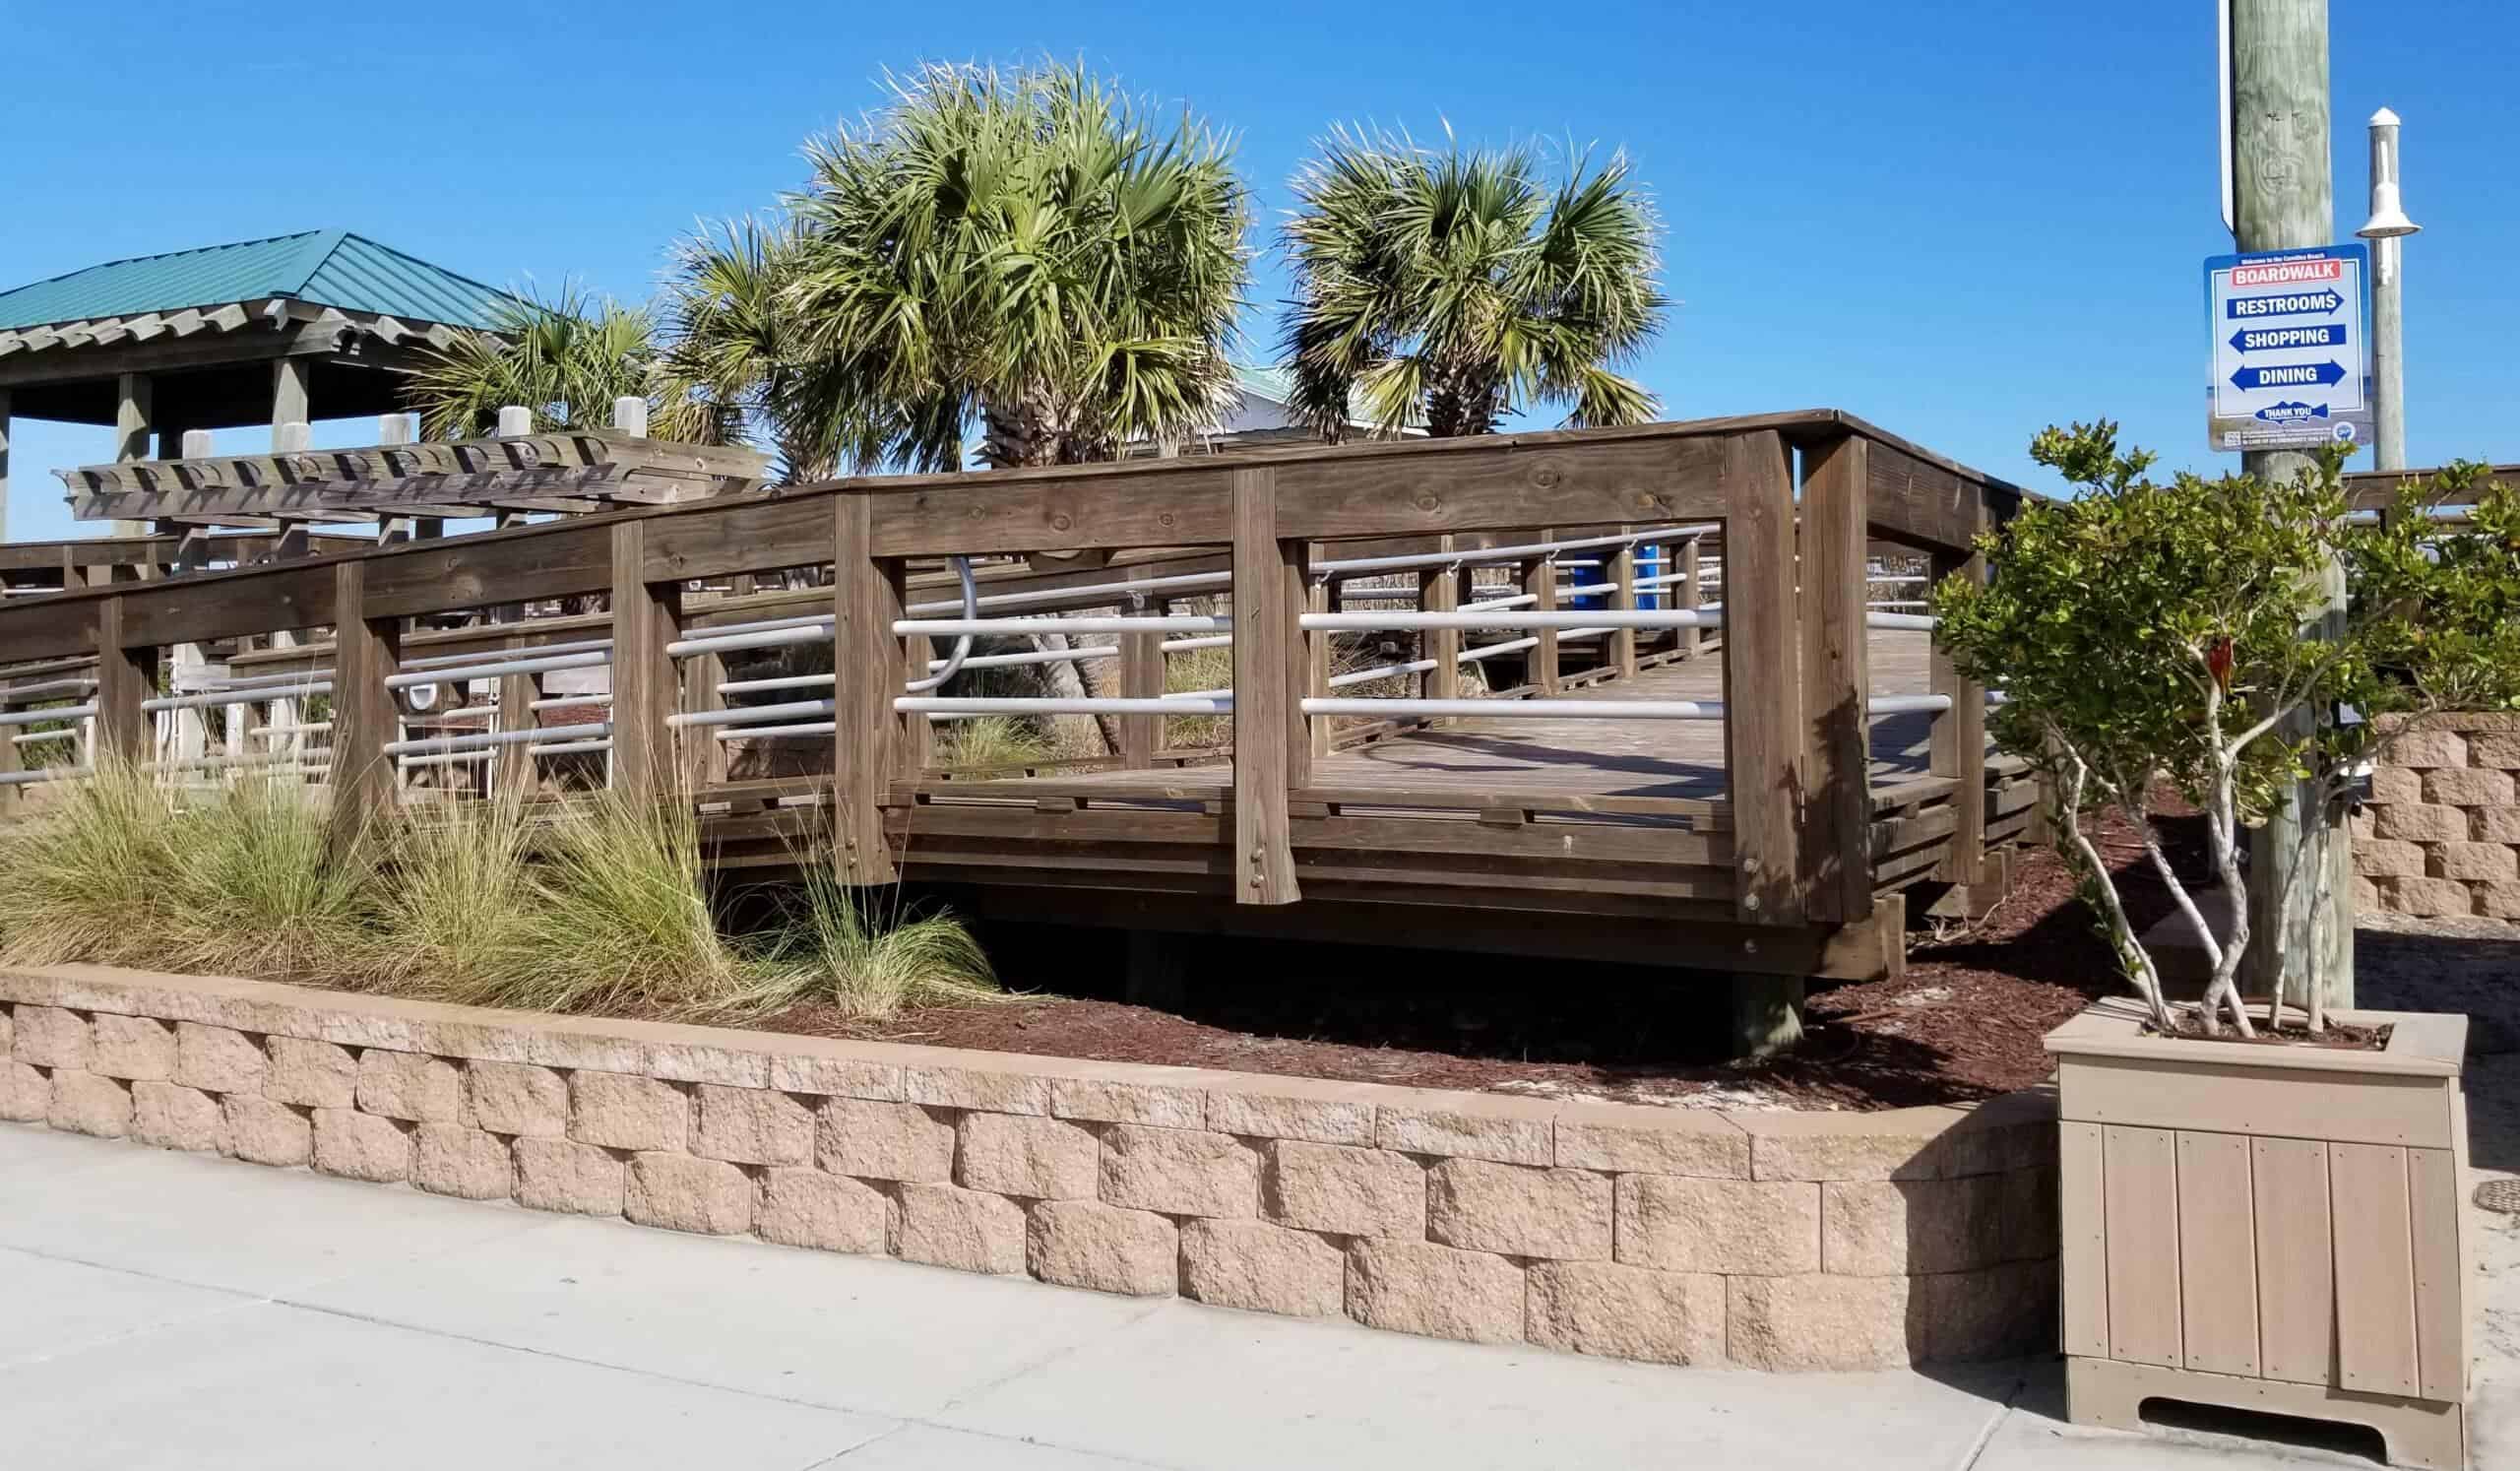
[{"x1": 901, "y1": 556, "x2": 976, "y2": 693}]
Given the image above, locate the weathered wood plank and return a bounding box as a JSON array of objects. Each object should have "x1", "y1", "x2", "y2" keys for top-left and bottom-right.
[
  {"x1": 2251, "y1": 1134, "x2": 2337, "y2": 1386},
  {"x1": 1276, "y1": 435, "x2": 1727, "y2": 540},
  {"x1": 1232, "y1": 467, "x2": 1298, "y2": 905},
  {"x1": 1865, "y1": 436, "x2": 1984, "y2": 554},
  {"x1": 830, "y1": 497, "x2": 896, "y2": 884},
  {"x1": 608, "y1": 521, "x2": 683, "y2": 799},
  {"x1": 1418, "y1": 538, "x2": 1460, "y2": 701},
  {"x1": 326, "y1": 560, "x2": 402, "y2": 848},
  {"x1": 2176, "y1": 1129, "x2": 2261, "y2": 1377},
  {"x1": 1720, "y1": 429, "x2": 1802, "y2": 925},
  {"x1": 1799, "y1": 433, "x2": 1873, "y2": 923},
  {"x1": 2330, "y1": 1141, "x2": 2421, "y2": 1396},
  {"x1": 91, "y1": 597, "x2": 155, "y2": 762},
  {"x1": 868, "y1": 467, "x2": 1237, "y2": 556},
  {"x1": 1524, "y1": 536, "x2": 1560, "y2": 696},
  {"x1": 2101, "y1": 1123, "x2": 2183, "y2": 1369},
  {"x1": 1929, "y1": 498, "x2": 1988, "y2": 883}
]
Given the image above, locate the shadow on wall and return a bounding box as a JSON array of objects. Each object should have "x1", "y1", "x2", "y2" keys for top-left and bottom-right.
[{"x1": 2358, "y1": 925, "x2": 2520, "y2": 1176}]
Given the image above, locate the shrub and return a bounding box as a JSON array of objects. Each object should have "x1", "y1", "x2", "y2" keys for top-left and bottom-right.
[
  {"x1": 1933, "y1": 423, "x2": 2520, "y2": 1034},
  {"x1": 740, "y1": 865, "x2": 1002, "y2": 1020},
  {"x1": 365, "y1": 798, "x2": 536, "y2": 998}
]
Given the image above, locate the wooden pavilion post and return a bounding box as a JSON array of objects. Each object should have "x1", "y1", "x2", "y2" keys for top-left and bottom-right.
[
  {"x1": 608, "y1": 521, "x2": 684, "y2": 801},
  {"x1": 327, "y1": 561, "x2": 402, "y2": 852}
]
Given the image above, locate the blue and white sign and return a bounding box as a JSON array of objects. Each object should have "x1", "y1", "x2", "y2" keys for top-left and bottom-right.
[{"x1": 2205, "y1": 244, "x2": 2372, "y2": 453}]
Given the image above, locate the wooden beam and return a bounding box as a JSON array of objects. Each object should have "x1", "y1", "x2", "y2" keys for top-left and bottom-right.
[
  {"x1": 1607, "y1": 530, "x2": 1638, "y2": 679},
  {"x1": 92, "y1": 596, "x2": 156, "y2": 764},
  {"x1": 1797, "y1": 433, "x2": 1874, "y2": 924},
  {"x1": 1118, "y1": 609, "x2": 1164, "y2": 769},
  {"x1": 1930, "y1": 497, "x2": 1990, "y2": 884},
  {"x1": 830, "y1": 495, "x2": 897, "y2": 883},
  {"x1": 1523, "y1": 534, "x2": 1559, "y2": 695},
  {"x1": 493, "y1": 632, "x2": 542, "y2": 800},
  {"x1": 1720, "y1": 430, "x2": 1803, "y2": 926},
  {"x1": 1418, "y1": 536, "x2": 1459, "y2": 701},
  {"x1": 1677, "y1": 535, "x2": 1704, "y2": 659},
  {"x1": 1304, "y1": 569, "x2": 1332, "y2": 760},
  {"x1": 272, "y1": 358, "x2": 310, "y2": 448},
  {"x1": 1231, "y1": 467, "x2": 1298, "y2": 904},
  {"x1": 607, "y1": 521, "x2": 683, "y2": 800},
  {"x1": 326, "y1": 560, "x2": 402, "y2": 848}
]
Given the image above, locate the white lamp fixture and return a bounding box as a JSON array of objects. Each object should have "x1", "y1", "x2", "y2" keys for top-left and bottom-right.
[{"x1": 2356, "y1": 107, "x2": 2423, "y2": 240}]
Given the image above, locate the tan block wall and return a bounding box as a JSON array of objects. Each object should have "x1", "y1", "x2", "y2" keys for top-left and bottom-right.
[
  {"x1": 2363, "y1": 713, "x2": 2520, "y2": 921},
  {"x1": 0, "y1": 964, "x2": 2060, "y2": 1373}
]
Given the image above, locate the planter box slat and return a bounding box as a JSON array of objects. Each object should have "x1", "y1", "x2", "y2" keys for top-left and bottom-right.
[
  {"x1": 2174, "y1": 1129, "x2": 2260, "y2": 1377},
  {"x1": 2048, "y1": 1000, "x2": 2472, "y2": 1470},
  {"x1": 2250, "y1": 1135, "x2": 2338, "y2": 1386}
]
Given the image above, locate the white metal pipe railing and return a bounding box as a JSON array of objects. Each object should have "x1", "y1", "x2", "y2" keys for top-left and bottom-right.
[
  {"x1": 719, "y1": 673, "x2": 835, "y2": 696},
  {"x1": 1301, "y1": 609, "x2": 1719, "y2": 632},
  {"x1": 1867, "y1": 694, "x2": 1954, "y2": 716},
  {"x1": 147, "y1": 682, "x2": 333, "y2": 714},
  {"x1": 897, "y1": 696, "x2": 1229, "y2": 718},
  {"x1": 1161, "y1": 635, "x2": 1232, "y2": 654},
  {"x1": 11, "y1": 729, "x2": 78, "y2": 745},
  {"x1": 715, "y1": 721, "x2": 834, "y2": 740},
  {"x1": 0, "y1": 678, "x2": 96, "y2": 701},
  {"x1": 1311, "y1": 523, "x2": 1715, "y2": 578},
  {"x1": 532, "y1": 738, "x2": 614, "y2": 757},
  {"x1": 897, "y1": 615, "x2": 1227, "y2": 638},
  {"x1": 906, "y1": 569, "x2": 1231, "y2": 616},
  {"x1": 0, "y1": 767, "x2": 91, "y2": 788},
  {"x1": 248, "y1": 722, "x2": 333, "y2": 738},
  {"x1": 0, "y1": 703, "x2": 96, "y2": 729},
  {"x1": 1302, "y1": 697, "x2": 1724, "y2": 721},
  {"x1": 667, "y1": 618, "x2": 835, "y2": 659},
  {"x1": 1866, "y1": 612, "x2": 1938, "y2": 631},
  {"x1": 530, "y1": 693, "x2": 610, "y2": 712},
  {"x1": 382, "y1": 722, "x2": 610, "y2": 758},
  {"x1": 385, "y1": 650, "x2": 606, "y2": 691},
  {"x1": 667, "y1": 699, "x2": 836, "y2": 731},
  {"x1": 401, "y1": 636, "x2": 614, "y2": 672}
]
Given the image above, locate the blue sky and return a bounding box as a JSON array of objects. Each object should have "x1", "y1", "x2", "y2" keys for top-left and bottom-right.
[{"x1": 3, "y1": 0, "x2": 2513, "y2": 541}]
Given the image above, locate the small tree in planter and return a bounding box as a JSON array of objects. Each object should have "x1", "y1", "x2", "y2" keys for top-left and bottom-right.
[{"x1": 1932, "y1": 421, "x2": 2520, "y2": 1036}]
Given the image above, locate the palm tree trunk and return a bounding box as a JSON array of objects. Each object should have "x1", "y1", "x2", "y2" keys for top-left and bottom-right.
[{"x1": 981, "y1": 395, "x2": 1106, "y2": 753}]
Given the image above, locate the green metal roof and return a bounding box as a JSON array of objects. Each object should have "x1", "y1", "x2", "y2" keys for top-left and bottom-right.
[{"x1": 0, "y1": 230, "x2": 515, "y2": 333}]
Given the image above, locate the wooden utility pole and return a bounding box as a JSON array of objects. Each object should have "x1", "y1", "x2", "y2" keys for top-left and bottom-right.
[{"x1": 2232, "y1": 0, "x2": 2353, "y2": 1010}]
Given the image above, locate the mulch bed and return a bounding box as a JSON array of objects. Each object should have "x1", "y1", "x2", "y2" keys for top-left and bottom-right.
[{"x1": 746, "y1": 802, "x2": 2230, "y2": 1113}]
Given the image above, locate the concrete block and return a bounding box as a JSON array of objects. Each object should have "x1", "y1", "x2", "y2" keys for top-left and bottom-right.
[
  {"x1": 2431, "y1": 840, "x2": 2518, "y2": 882},
  {"x1": 132, "y1": 1080, "x2": 225, "y2": 1153},
  {"x1": 2390, "y1": 729, "x2": 2469, "y2": 769},
  {"x1": 222, "y1": 1095, "x2": 313, "y2": 1167},
  {"x1": 1527, "y1": 1260, "x2": 1726, "y2": 1367},
  {"x1": 264, "y1": 1037, "x2": 357, "y2": 1109},
  {"x1": 1100, "y1": 1124, "x2": 1259, "y2": 1218},
  {"x1": 1263, "y1": 1140, "x2": 1425, "y2": 1239},
  {"x1": 626, "y1": 1152, "x2": 752, "y2": 1236},
  {"x1": 958, "y1": 1112, "x2": 1100, "y2": 1200},
  {"x1": 2424, "y1": 765, "x2": 2516, "y2": 807},
  {"x1": 514, "y1": 1136, "x2": 625, "y2": 1216},
  {"x1": 1615, "y1": 1175, "x2": 1819, "y2": 1275},
  {"x1": 413, "y1": 1123, "x2": 514, "y2": 1201},
  {"x1": 905, "y1": 1063, "x2": 1050, "y2": 1116},
  {"x1": 817, "y1": 1097, "x2": 957, "y2": 1183},
  {"x1": 13, "y1": 1005, "x2": 90, "y2": 1070},
  {"x1": 569, "y1": 1071, "x2": 688, "y2": 1152},
  {"x1": 1727, "y1": 1274, "x2": 1911, "y2": 1371},
  {"x1": 1050, "y1": 1075, "x2": 1203, "y2": 1129},
  {"x1": 46, "y1": 1069, "x2": 132, "y2": 1137},
  {"x1": 1425, "y1": 1158, "x2": 1611, "y2": 1261},
  {"x1": 174, "y1": 1023, "x2": 268, "y2": 1095},
  {"x1": 0, "y1": 1059, "x2": 48, "y2": 1121},
  {"x1": 2473, "y1": 805, "x2": 2520, "y2": 843},
  {"x1": 1910, "y1": 1259, "x2": 2058, "y2": 1363},
  {"x1": 2469, "y1": 733, "x2": 2520, "y2": 769},
  {"x1": 2372, "y1": 802, "x2": 2467, "y2": 844},
  {"x1": 2384, "y1": 875, "x2": 2475, "y2": 918},
  {"x1": 1026, "y1": 1199, "x2": 1178, "y2": 1296},
  {"x1": 2351, "y1": 874, "x2": 2383, "y2": 911},
  {"x1": 89, "y1": 1013, "x2": 175, "y2": 1081},
  {"x1": 765, "y1": 1054, "x2": 904, "y2": 1101},
  {"x1": 1731, "y1": 1104, "x2": 2022, "y2": 1182},
  {"x1": 893, "y1": 1183, "x2": 1026, "y2": 1274},
  {"x1": 1204, "y1": 1078, "x2": 1377, "y2": 1145},
  {"x1": 355, "y1": 1050, "x2": 462, "y2": 1122},
  {"x1": 754, "y1": 1168, "x2": 886, "y2": 1253},
  {"x1": 1375, "y1": 1097, "x2": 1553, "y2": 1166},
  {"x1": 2368, "y1": 764, "x2": 2424, "y2": 805},
  {"x1": 1179, "y1": 1217, "x2": 1345, "y2": 1317},
  {"x1": 1821, "y1": 1175, "x2": 2012, "y2": 1275},
  {"x1": 1553, "y1": 1103, "x2": 1750, "y2": 1178},
  {"x1": 2353, "y1": 838, "x2": 2427, "y2": 878},
  {"x1": 1345, "y1": 1238, "x2": 1526, "y2": 1345},
  {"x1": 312, "y1": 1107, "x2": 411, "y2": 1183},
  {"x1": 465, "y1": 1060, "x2": 568, "y2": 1138},
  {"x1": 2476, "y1": 880, "x2": 2520, "y2": 920},
  {"x1": 693, "y1": 1084, "x2": 813, "y2": 1166}
]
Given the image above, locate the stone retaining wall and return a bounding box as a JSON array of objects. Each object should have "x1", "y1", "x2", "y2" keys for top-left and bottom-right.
[
  {"x1": 0, "y1": 964, "x2": 2058, "y2": 1372},
  {"x1": 2358, "y1": 713, "x2": 2520, "y2": 920}
]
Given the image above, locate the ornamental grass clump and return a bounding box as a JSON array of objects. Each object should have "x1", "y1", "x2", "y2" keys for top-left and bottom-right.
[
  {"x1": 737, "y1": 864, "x2": 1002, "y2": 1021},
  {"x1": 1932, "y1": 422, "x2": 2520, "y2": 1036},
  {"x1": 363, "y1": 798, "x2": 537, "y2": 999}
]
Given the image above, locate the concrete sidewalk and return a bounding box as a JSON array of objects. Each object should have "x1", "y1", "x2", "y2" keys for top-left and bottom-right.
[{"x1": 8, "y1": 1122, "x2": 2488, "y2": 1471}]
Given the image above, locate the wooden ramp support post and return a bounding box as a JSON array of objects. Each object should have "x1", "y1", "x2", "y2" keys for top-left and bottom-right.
[
  {"x1": 1523, "y1": 532, "x2": 1558, "y2": 695},
  {"x1": 1119, "y1": 608, "x2": 1164, "y2": 769},
  {"x1": 831, "y1": 494, "x2": 900, "y2": 884},
  {"x1": 1797, "y1": 432, "x2": 1875, "y2": 926},
  {"x1": 92, "y1": 596, "x2": 158, "y2": 770},
  {"x1": 1720, "y1": 431, "x2": 1806, "y2": 1056},
  {"x1": 1677, "y1": 535, "x2": 1704, "y2": 660},
  {"x1": 1418, "y1": 536, "x2": 1458, "y2": 700},
  {"x1": 1607, "y1": 528, "x2": 1639, "y2": 680},
  {"x1": 608, "y1": 521, "x2": 686, "y2": 801},
  {"x1": 327, "y1": 561, "x2": 401, "y2": 853},
  {"x1": 1232, "y1": 467, "x2": 1299, "y2": 905},
  {"x1": 1930, "y1": 494, "x2": 1990, "y2": 885},
  {"x1": 493, "y1": 632, "x2": 542, "y2": 799}
]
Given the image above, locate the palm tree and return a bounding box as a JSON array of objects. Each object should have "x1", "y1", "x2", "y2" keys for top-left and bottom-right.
[
  {"x1": 1279, "y1": 127, "x2": 1669, "y2": 439},
  {"x1": 783, "y1": 61, "x2": 1251, "y2": 471},
  {"x1": 651, "y1": 217, "x2": 836, "y2": 480},
  {"x1": 407, "y1": 286, "x2": 663, "y2": 439}
]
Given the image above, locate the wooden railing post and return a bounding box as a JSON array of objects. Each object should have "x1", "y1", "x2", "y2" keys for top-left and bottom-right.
[
  {"x1": 1118, "y1": 607, "x2": 1164, "y2": 769},
  {"x1": 1523, "y1": 535, "x2": 1558, "y2": 695},
  {"x1": 1798, "y1": 434, "x2": 1874, "y2": 924},
  {"x1": 1231, "y1": 467, "x2": 1298, "y2": 905},
  {"x1": 892, "y1": 563, "x2": 930, "y2": 775},
  {"x1": 327, "y1": 561, "x2": 401, "y2": 848},
  {"x1": 93, "y1": 595, "x2": 157, "y2": 766},
  {"x1": 1305, "y1": 570, "x2": 1333, "y2": 757},
  {"x1": 1608, "y1": 528, "x2": 1639, "y2": 680},
  {"x1": 1720, "y1": 430, "x2": 1803, "y2": 926},
  {"x1": 1678, "y1": 535, "x2": 1704, "y2": 660},
  {"x1": 831, "y1": 494, "x2": 898, "y2": 884},
  {"x1": 1418, "y1": 535, "x2": 1459, "y2": 701},
  {"x1": 608, "y1": 521, "x2": 686, "y2": 801},
  {"x1": 494, "y1": 632, "x2": 542, "y2": 799},
  {"x1": 1930, "y1": 496, "x2": 1990, "y2": 885}
]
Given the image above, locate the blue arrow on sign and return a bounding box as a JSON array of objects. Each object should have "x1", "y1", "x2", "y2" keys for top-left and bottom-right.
[
  {"x1": 2230, "y1": 323, "x2": 2348, "y2": 354},
  {"x1": 2225, "y1": 288, "x2": 2345, "y2": 320},
  {"x1": 2231, "y1": 360, "x2": 2348, "y2": 392}
]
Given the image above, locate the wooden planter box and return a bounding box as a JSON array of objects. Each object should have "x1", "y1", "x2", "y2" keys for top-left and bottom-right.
[{"x1": 2046, "y1": 1000, "x2": 2472, "y2": 1469}]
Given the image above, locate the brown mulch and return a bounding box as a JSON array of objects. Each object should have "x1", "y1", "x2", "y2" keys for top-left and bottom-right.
[{"x1": 741, "y1": 800, "x2": 2233, "y2": 1113}]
